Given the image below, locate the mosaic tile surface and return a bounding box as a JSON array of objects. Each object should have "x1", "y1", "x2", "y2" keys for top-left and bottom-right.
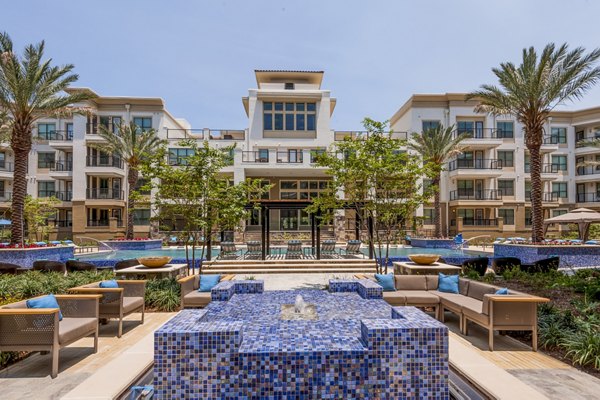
[
  {"x1": 154, "y1": 282, "x2": 449, "y2": 399},
  {"x1": 495, "y1": 243, "x2": 600, "y2": 268},
  {"x1": 0, "y1": 246, "x2": 74, "y2": 268}
]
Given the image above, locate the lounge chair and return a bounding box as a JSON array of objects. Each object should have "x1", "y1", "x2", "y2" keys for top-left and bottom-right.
[
  {"x1": 114, "y1": 258, "x2": 140, "y2": 271},
  {"x1": 0, "y1": 294, "x2": 100, "y2": 378},
  {"x1": 63, "y1": 240, "x2": 74, "y2": 245},
  {"x1": 339, "y1": 240, "x2": 363, "y2": 258},
  {"x1": 320, "y1": 240, "x2": 337, "y2": 258},
  {"x1": 491, "y1": 257, "x2": 522, "y2": 275},
  {"x1": 492, "y1": 237, "x2": 504, "y2": 244},
  {"x1": 286, "y1": 240, "x2": 303, "y2": 259},
  {"x1": 217, "y1": 242, "x2": 239, "y2": 259},
  {"x1": 35, "y1": 241, "x2": 48, "y2": 247},
  {"x1": 66, "y1": 260, "x2": 98, "y2": 273},
  {"x1": 69, "y1": 280, "x2": 146, "y2": 338},
  {"x1": 178, "y1": 274, "x2": 235, "y2": 308},
  {"x1": 522, "y1": 257, "x2": 560, "y2": 273},
  {"x1": 461, "y1": 257, "x2": 489, "y2": 276},
  {"x1": 244, "y1": 241, "x2": 262, "y2": 259},
  {"x1": 32, "y1": 260, "x2": 67, "y2": 274},
  {"x1": 585, "y1": 240, "x2": 599, "y2": 245}
]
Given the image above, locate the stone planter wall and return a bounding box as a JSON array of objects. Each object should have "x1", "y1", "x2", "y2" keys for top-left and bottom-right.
[{"x1": 0, "y1": 246, "x2": 75, "y2": 268}]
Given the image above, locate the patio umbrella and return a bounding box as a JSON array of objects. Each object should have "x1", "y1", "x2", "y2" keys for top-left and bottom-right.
[{"x1": 543, "y1": 208, "x2": 600, "y2": 241}]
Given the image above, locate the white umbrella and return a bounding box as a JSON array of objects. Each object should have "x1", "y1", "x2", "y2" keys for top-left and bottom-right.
[{"x1": 543, "y1": 208, "x2": 600, "y2": 241}]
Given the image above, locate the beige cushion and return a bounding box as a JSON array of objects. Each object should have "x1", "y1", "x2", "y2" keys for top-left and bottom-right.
[
  {"x1": 383, "y1": 291, "x2": 406, "y2": 306},
  {"x1": 426, "y1": 275, "x2": 439, "y2": 290},
  {"x1": 395, "y1": 276, "x2": 427, "y2": 290},
  {"x1": 183, "y1": 291, "x2": 212, "y2": 307},
  {"x1": 462, "y1": 306, "x2": 489, "y2": 326},
  {"x1": 467, "y1": 281, "x2": 497, "y2": 301},
  {"x1": 59, "y1": 317, "x2": 97, "y2": 345},
  {"x1": 458, "y1": 296, "x2": 484, "y2": 315},
  {"x1": 458, "y1": 278, "x2": 470, "y2": 296},
  {"x1": 100, "y1": 297, "x2": 144, "y2": 315},
  {"x1": 435, "y1": 292, "x2": 464, "y2": 313},
  {"x1": 397, "y1": 290, "x2": 440, "y2": 305}
]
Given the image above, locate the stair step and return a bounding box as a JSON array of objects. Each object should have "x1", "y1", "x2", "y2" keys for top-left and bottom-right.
[
  {"x1": 205, "y1": 267, "x2": 377, "y2": 274},
  {"x1": 204, "y1": 264, "x2": 376, "y2": 270},
  {"x1": 204, "y1": 258, "x2": 372, "y2": 265}
]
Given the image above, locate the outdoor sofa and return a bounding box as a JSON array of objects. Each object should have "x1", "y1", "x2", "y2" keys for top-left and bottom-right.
[
  {"x1": 69, "y1": 280, "x2": 146, "y2": 338},
  {"x1": 0, "y1": 294, "x2": 101, "y2": 378},
  {"x1": 178, "y1": 274, "x2": 235, "y2": 308},
  {"x1": 356, "y1": 273, "x2": 549, "y2": 351}
]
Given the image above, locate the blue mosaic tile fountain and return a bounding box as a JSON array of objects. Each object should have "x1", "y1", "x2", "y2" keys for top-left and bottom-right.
[{"x1": 154, "y1": 280, "x2": 449, "y2": 399}]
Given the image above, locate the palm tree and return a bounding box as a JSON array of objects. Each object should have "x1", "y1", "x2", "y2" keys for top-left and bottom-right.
[
  {"x1": 408, "y1": 124, "x2": 467, "y2": 238},
  {"x1": 469, "y1": 44, "x2": 600, "y2": 242},
  {"x1": 93, "y1": 121, "x2": 165, "y2": 239},
  {"x1": 0, "y1": 32, "x2": 93, "y2": 245}
]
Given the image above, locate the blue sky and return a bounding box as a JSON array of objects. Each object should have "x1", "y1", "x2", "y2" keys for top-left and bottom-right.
[{"x1": 4, "y1": 0, "x2": 600, "y2": 130}]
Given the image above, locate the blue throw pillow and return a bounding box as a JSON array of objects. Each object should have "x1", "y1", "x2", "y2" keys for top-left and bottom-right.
[
  {"x1": 99, "y1": 280, "x2": 119, "y2": 288},
  {"x1": 438, "y1": 273, "x2": 459, "y2": 294},
  {"x1": 495, "y1": 287, "x2": 509, "y2": 295},
  {"x1": 26, "y1": 294, "x2": 63, "y2": 321},
  {"x1": 375, "y1": 273, "x2": 396, "y2": 291},
  {"x1": 199, "y1": 275, "x2": 221, "y2": 292}
]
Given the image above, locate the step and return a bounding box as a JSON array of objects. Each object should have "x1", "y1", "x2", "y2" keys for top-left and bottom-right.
[
  {"x1": 206, "y1": 267, "x2": 377, "y2": 274},
  {"x1": 204, "y1": 258, "x2": 373, "y2": 265},
  {"x1": 204, "y1": 263, "x2": 376, "y2": 270}
]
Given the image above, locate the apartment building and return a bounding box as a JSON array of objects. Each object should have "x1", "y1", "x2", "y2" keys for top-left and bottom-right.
[
  {"x1": 391, "y1": 94, "x2": 600, "y2": 238},
  {"x1": 3, "y1": 72, "x2": 600, "y2": 241}
]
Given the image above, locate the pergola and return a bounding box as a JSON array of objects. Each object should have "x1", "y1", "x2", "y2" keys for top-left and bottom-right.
[{"x1": 543, "y1": 208, "x2": 600, "y2": 241}]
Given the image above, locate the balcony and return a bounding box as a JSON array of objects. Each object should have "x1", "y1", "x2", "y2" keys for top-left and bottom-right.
[
  {"x1": 525, "y1": 191, "x2": 559, "y2": 202},
  {"x1": 55, "y1": 220, "x2": 73, "y2": 228},
  {"x1": 86, "y1": 156, "x2": 123, "y2": 169},
  {"x1": 334, "y1": 130, "x2": 408, "y2": 141},
  {"x1": 447, "y1": 159, "x2": 503, "y2": 177},
  {"x1": 576, "y1": 165, "x2": 600, "y2": 177},
  {"x1": 449, "y1": 189, "x2": 503, "y2": 201},
  {"x1": 0, "y1": 161, "x2": 13, "y2": 178},
  {"x1": 0, "y1": 191, "x2": 12, "y2": 202},
  {"x1": 54, "y1": 191, "x2": 73, "y2": 202},
  {"x1": 50, "y1": 161, "x2": 73, "y2": 171},
  {"x1": 86, "y1": 188, "x2": 124, "y2": 200},
  {"x1": 86, "y1": 219, "x2": 123, "y2": 228},
  {"x1": 454, "y1": 218, "x2": 499, "y2": 227},
  {"x1": 452, "y1": 128, "x2": 505, "y2": 147},
  {"x1": 242, "y1": 151, "x2": 269, "y2": 163},
  {"x1": 165, "y1": 128, "x2": 245, "y2": 141},
  {"x1": 577, "y1": 193, "x2": 600, "y2": 203},
  {"x1": 276, "y1": 151, "x2": 303, "y2": 164},
  {"x1": 525, "y1": 163, "x2": 566, "y2": 177},
  {"x1": 37, "y1": 130, "x2": 73, "y2": 141}
]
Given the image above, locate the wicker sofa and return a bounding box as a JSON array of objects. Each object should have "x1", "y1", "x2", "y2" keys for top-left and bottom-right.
[
  {"x1": 178, "y1": 274, "x2": 235, "y2": 308},
  {"x1": 69, "y1": 280, "x2": 146, "y2": 338},
  {"x1": 356, "y1": 274, "x2": 549, "y2": 351},
  {"x1": 0, "y1": 294, "x2": 101, "y2": 378}
]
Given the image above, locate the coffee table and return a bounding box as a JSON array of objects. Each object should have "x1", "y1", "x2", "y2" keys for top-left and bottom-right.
[
  {"x1": 117, "y1": 263, "x2": 188, "y2": 279},
  {"x1": 393, "y1": 261, "x2": 462, "y2": 275}
]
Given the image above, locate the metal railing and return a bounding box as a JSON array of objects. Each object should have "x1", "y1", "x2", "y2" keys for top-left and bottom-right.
[
  {"x1": 86, "y1": 188, "x2": 124, "y2": 200},
  {"x1": 0, "y1": 161, "x2": 13, "y2": 172},
  {"x1": 576, "y1": 165, "x2": 600, "y2": 176},
  {"x1": 525, "y1": 191, "x2": 559, "y2": 202},
  {"x1": 165, "y1": 128, "x2": 246, "y2": 140},
  {"x1": 50, "y1": 161, "x2": 73, "y2": 172},
  {"x1": 334, "y1": 130, "x2": 409, "y2": 141},
  {"x1": 55, "y1": 220, "x2": 72, "y2": 228},
  {"x1": 208, "y1": 129, "x2": 245, "y2": 140},
  {"x1": 165, "y1": 128, "x2": 205, "y2": 139},
  {"x1": 0, "y1": 192, "x2": 12, "y2": 201},
  {"x1": 524, "y1": 163, "x2": 566, "y2": 173},
  {"x1": 54, "y1": 191, "x2": 73, "y2": 201},
  {"x1": 87, "y1": 123, "x2": 120, "y2": 135},
  {"x1": 452, "y1": 128, "x2": 509, "y2": 139},
  {"x1": 448, "y1": 158, "x2": 503, "y2": 170},
  {"x1": 37, "y1": 130, "x2": 73, "y2": 141},
  {"x1": 242, "y1": 151, "x2": 269, "y2": 163},
  {"x1": 543, "y1": 135, "x2": 562, "y2": 145},
  {"x1": 449, "y1": 189, "x2": 503, "y2": 201},
  {"x1": 453, "y1": 218, "x2": 499, "y2": 226},
  {"x1": 87, "y1": 219, "x2": 109, "y2": 227},
  {"x1": 86, "y1": 156, "x2": 124, "y2": 169},
  {"x1": 276, "y1": 151, "x2": 303, "y2": 164},
  {"x1": 577, "y1": 193, "x2": 600, "y2": 203}
]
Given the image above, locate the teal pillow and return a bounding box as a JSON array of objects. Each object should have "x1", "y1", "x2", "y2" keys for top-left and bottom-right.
[
  {"x1": 26, "y1": 294, "x2": 63, "y2": 321},
  {"x1": 495, "y1": 287, "x2": 509, "y2": 295},
  {"x1": 375, "y1": 273, "x2": 396, "y2": 291},
  {"x1": 99, "y1": 280, "x2": 119, "y2": 288},
  {"x1": 438, "y1": 273, "x2": 459, "y2": 294},
  {"x1": 199, "y1": 275, "x2": 221, "y2": 292}
]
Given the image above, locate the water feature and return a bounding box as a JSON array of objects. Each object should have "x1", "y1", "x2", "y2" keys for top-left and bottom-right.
[{"x1": 76, "y1": 236, "x2": 116, "y2": 256}]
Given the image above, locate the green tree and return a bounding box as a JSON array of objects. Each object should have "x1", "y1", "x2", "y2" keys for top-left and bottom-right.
[
  {"x1": 469, "y1": 43, "x2": 600, "y2": 242},
  {"x1": 23, "y1": 195, "x2": 60, "y2": 242},
  {"x1": 408, "y1": 124, "x2": 467, "y2": 238},
  {"x1": 140, "y1": 140, "x2": 268, "y2": 273},
  {"x1": 309, "y1": 118, "x2": 435, "y2": 273},
  {"x1": 92, "y1": 121, "x2": 165, "y2": 239},
  {"x1": 0, "y1": 32, "x2": 93, "y2": 245}
]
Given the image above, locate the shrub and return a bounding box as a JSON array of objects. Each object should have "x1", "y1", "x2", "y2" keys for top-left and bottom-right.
[
  {"x1": 562, "y1": 323, "x2": 600, "y2": 369},
  {"x1": 145, "y1": 278, "x2": 180, "y2": 312}
]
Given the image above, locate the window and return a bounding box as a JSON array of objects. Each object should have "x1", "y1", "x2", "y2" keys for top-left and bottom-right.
[
  {"x1": 248, "y1": 209, "x2": 261, "y2": 226},
  {"x1": 133, "y1": 117, "x2": 152, "y2": 132},
  {"x1": 0, "y1": 152, "x2": 5, "y2": 169},
  {"x1": 423, "y1": 208, "x2": 435, "y2": 225},
  {"x1": 497, "y1": 150, "x2": 514, "y2": 167},
  {"x1": 38, "y1": 123, "x2": 56, "y2": 140},
  {"x1": 496, "y1": 121, "x2": 514, "y2": 138},
  {"x1": 457, "y1": 209, "x2": 474, "y2": 219},
  {"x1": 525, "y1": 181, "x2": 532, "y2": 200},
  {"x1": 279, "y1": 180, "x2": 328, "y2": 200},
  {"x1": 525, "y1": 208, "x2": 532, "y2": 226},
  {"x1": 133, "y1": 209, "x2": 151, "y2": 225},
  {"x1": 552, "y1": 182, "x2": 568, "y2": 198},
  {"x1": 284, "y1": 82, "x2": 294, "y2": 90},
  {"x1": 498, "y1": 209, "x2": 515, "y2": 225},
  {"x1": 134, "y1": 178, "x2": 151, "y2": 195},
  {"x1": 576, "y1": 130, "x2": 585, "y2": 142},
  {"x1": 168, "y1": 148, "x2": 194, "y2": 165},
  {"x1": 552, "y1": 209, "x2": 568, "y2": 218},
  {"x1": 38, "y1": 152, "x2": 55, "y2": 168},
  {"x1": 38, "y1": 181, "x2": 55, "y2": 197},
  {"x1": 457, "y1": 180, "x2": 474, "y2": 195},
  {"x1": 66, "y1": 123, "x2": 74, "y2": 140},
  {"x1": 456, "y1": 121, "x2": 483, "y2": 137},
  {"x1": 100, "y1": 116, "x2": 122, "y2": 134},
  {"x1": 263, "y1": 102, "x2": 316, "y2": 132},
  {"x1": 551, "y1": 155, "x2": 568, "y2": 171},
  {"x1": 524, "y1": 153, "x2": 530, "y2": 172},
  {"x1": 551, "y1": 127, "x2": 567, "y2": 144},
  {"x1": 498, "y1": 179, "x2": 514, "y2": 196},
  {"x1": 258, "y1": 149, "x2": 269, "y2": 162},
  {"x1": 422, "y1": 120, "x2": 440, "y2": 132},
  {"x1": 310, "y1": 149, "x2": 325, "y2": 163}
]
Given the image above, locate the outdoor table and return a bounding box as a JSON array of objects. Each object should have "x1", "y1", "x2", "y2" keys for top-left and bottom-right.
[
  {"x1": 116, "y1": 263, "x2": 188, "y2": 279},
  {"x1": 392, "y1": 261, "x2": 462, "y2": 275}
]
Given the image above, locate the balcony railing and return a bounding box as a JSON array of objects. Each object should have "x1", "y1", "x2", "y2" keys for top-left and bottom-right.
[
  {"x1": 577, "y1": 193, "x2": 600, "y2": 203},
  {"x1": 55, "y1": 191, "x2": 73, "y2": 201},
  {"x1": 165, "y1": 128, "x2": 246, "y2": 141},
  {"x1": 55, "y1": 220, "x2": 72, "y2": 228},
  {"x1": 86, "y1": 188, "x2": 124, "y2": 200},
  {"x1": 242, "y1": 151, "x2": 269, "y2": 163},
  {"x1": 524, "y1": 163, "x2": 566, "y2": 173},
  {"x1": 452, "y1": 128, "x2": 509, "y2": 140},
  {"x1": 334, "y1": 130, "x2": 408, "y2": 141},
  {"x1": 575, "y1": 134, "x2": 600, "y2": 144},
  {"x1": 0, "y1": 192, "x2": 12, "y2": 202},
  {"x1": 448, "y1": 158, "x2": 503, "y2": 171},
  {"x1": 576, "y1": 166, "x2": 600, "y2": 176},
  {"x1": 86, "y1": 156, "x2": 124, "y2": 169},
  {"x1": 276, "y1": 151, "x2": 303, "y2": 164},
  {"x1": 87, "y1": 123, "x2": 121, "y2": 135},
  {"x1": 542, "y1": 135, "x2": 563, "y2": 145},
  {"x1": 449, "y1": 189, "x2": 503, "y2": 201},
  {"x1": 50, "y1": 161, "x2": 73, "y2": 172},
  {"x1": 0, "y1": 161, "x2": 13, "y2": 172},
  {"x1": 525, "y1": 191, "x2": 559, "y2": 202},
  {"x1": 87, "y1": 219, "x2": 109, "y2": 227},
  {"x1": 208, "y1": 130, "x2": 245, "y2": 140},
  {"x1": 454, "y1": 218, "x2": 499, "y2": 226},
  {"x1": 38, "y1": 130, "x2": 73, "y2": 141}
]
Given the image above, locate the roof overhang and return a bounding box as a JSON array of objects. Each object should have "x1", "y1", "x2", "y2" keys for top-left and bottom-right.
[{"x1": 254, "y1": 70, "x2": 324, "y2": 88}]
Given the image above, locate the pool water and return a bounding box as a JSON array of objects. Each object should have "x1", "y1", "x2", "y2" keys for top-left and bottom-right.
[{"x1": 79, "y1": 245, "x2": 487, "y2": 260}]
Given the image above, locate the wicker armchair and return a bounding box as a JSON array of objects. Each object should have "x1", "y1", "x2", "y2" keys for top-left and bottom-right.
[
  {"x1": 69, "y1": 280, "x2": 146, "y2": 338},
  {"x1": 32, "y1": 260, "x2": 67, "y2": 274},
  {"x1": 114, "y1": 259, "x2": 140, "y2": 271},
  {"x1": 178, "y1": 274, "x2": 235, "y2": 309},
  {"x1": 0, "y1": 294, "x2": 101, "y2": 378},
  {"x1": 66, "y1": 260, "x2": 98, "y2": 273}
]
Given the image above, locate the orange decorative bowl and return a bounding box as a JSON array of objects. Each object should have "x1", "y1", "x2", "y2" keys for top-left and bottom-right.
[
  {"x1": 137, "y1": 256, "x2": 172, "y2": 268},
  {"x1": 408, "y1": 254, "x2": 440, "y2": 265}
]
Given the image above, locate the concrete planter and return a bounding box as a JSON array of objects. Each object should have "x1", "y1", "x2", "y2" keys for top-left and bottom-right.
[
  {"x1": 494, "y1": 243, "x2": 600, "y2": 268},
  {"x1": 100, "y1": 239, "x2": 162, "y2": 251},
  {"x1": 0, "y1": 246, "x2": 75, "y2": 268}
]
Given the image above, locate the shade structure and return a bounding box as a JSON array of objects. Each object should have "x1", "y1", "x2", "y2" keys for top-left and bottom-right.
[{"x1": 543, "y1": 208, "x2": 600, "y2": 241}]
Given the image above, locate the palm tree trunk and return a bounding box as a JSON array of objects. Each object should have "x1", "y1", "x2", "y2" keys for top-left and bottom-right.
[
  {"x1": 433, "y1": 174, "x2": 442, "y2": 238},
  {"x1": 127, "y1": 168, "x2": 138, "y2": 240},
  {"x1": 10, "y1": 126, "x2": 32, "y2": 246},
  {"x1": 528, "y1": 145, "x2": 544, "y2": 242}
]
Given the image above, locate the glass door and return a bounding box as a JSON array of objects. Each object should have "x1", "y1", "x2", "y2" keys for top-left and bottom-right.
[
  {"x1": 577, "y1": 183, "x2": 586, "y2": 202},
  {"x1": 475, "y1": 121, "x2": 484, "y2": 138},
  {"x1": 280, "y1": 210, "x2": 298, "y2": 230}
]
